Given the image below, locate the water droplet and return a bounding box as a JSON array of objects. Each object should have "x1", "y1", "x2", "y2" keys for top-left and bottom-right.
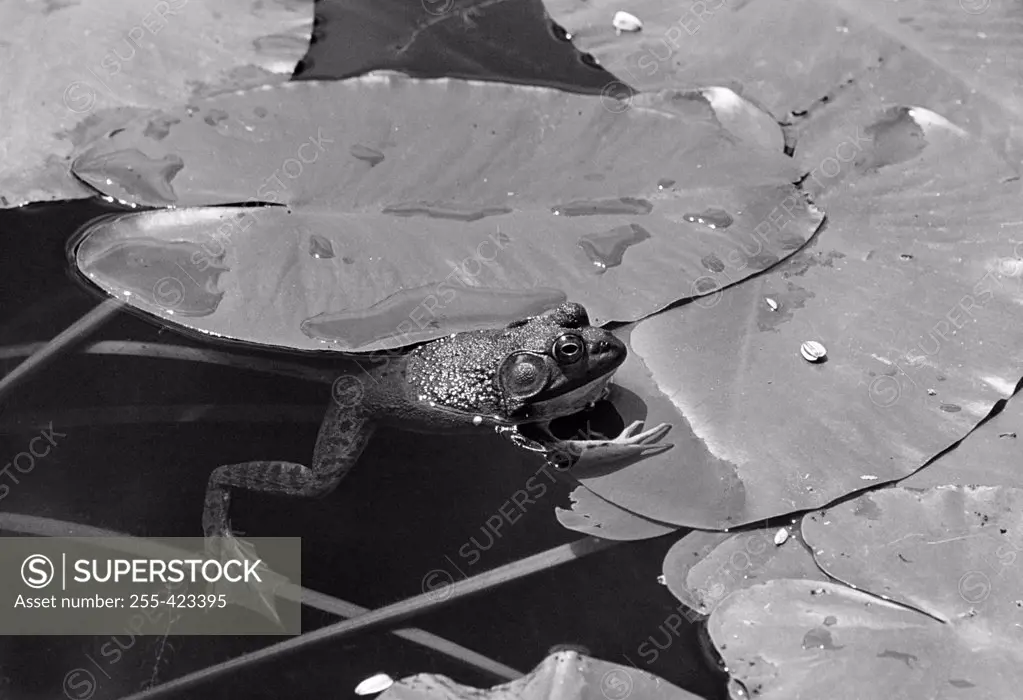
[
  {"x1": 578, "y1": 223, "x2": 651, "y2": 272},
  {"x1": 940, "y1": 403, "x2": 962, "y2": 413},
  {"x1": 657, "y1": 178, "x2": 676, "y2": 190},
  {"x1": 301, "y1": 286, "x2": 567, "y2": 349},
  {"x1": 802, "y1": 627, "x2": 844, "y2": 650},
  {"x1": 142, "y1": 115, "x2": 181, "y2": 140},
  {"x1": 78, "y1": 235, "x2": 227, "y2": 317},
  {"x1": 551, "y1": 197, "x2": 653, "y2": 217},
  {"x1": 858, "y1": 107, "x2": 926, "y2": 171},
  {"x1": 382, "y1": 202, "x2": 512, "y2": 222},
  {"x1": 203, "y1": 108, "x2": 230, "y2": 128},
  {"x1": 350, "y1": 144, "x2": 385, "y2": 167},
  {"x1": 700, "y1": 253, "x2": 725, "y2": 273},
  {"x1": 549, "y1": 21, "x2": 572, "y2": 42},
  {"x1": 823, "y1": 615, "x2": 838, "y2": 626},
  {"x1": 727, "y1": 678, "x2": 749, "y2": 700},
  {"x1": 72, "y1": 149, "x2": 185, "y2": 205},
  {"x1": 693, "y1": 277, "x2": 719, "y2": 294},
  {"x1": 308, "y1": 234, "x2": 335, "y2": 259},
  {"x1": 682, "y1": 208, "x2": 734, "y2": 230}
]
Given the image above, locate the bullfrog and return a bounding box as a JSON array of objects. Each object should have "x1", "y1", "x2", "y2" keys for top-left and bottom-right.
[{"x1": 202, "y1": 301, "x2": 672, "y2": 539}]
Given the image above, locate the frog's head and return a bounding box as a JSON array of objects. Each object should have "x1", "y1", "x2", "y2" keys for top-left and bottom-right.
[
  {"x1": 494, "y1": 302, "x2": 625, "y2": 423},
  {"x1": 405, "y1": 302, "x2": 626, "y2": 426}
]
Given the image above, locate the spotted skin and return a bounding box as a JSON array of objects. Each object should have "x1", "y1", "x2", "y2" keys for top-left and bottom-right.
[
  {"x1": 203, "y1": 399, "x2": 373, "y2": 536},
  {"x1": 200, "y1": 302, "x2": 657, "y2": 538}
]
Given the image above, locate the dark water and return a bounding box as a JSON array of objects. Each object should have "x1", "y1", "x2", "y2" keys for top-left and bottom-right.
[
  {"x1": 0, "y1": 201, "x2": 724, "y2": 699},
  {"x1": 0, "y1": 2, "x2": 723, "y2": 695}
]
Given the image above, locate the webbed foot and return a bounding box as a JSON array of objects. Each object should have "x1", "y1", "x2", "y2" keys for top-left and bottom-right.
[
  {"x1": 203, "y1": 531, "x2": 286, "y2": 627},
  {"x1": 547, "y1": 420, "x2": 673, "y2": 469}
]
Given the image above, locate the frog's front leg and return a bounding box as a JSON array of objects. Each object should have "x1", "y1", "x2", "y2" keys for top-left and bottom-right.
[
  {"x1": 202, "y1": 399, "x2": 374, "y2": 537},
  {"x1": 545, "y1": 420, "x2": 673, "y2": 470}
]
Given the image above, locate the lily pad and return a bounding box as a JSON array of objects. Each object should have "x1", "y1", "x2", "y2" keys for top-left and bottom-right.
[
  {"x1": 379, "y1": 650, "x2": 706, "y2": 700},
  {"x1": 900, "y1": 391, "x2": 1023, "y2": 489},
  {"x1": 546, "y1": 0, "x2": 873, "y2": 111},
  {"x1": 707, "y1": 578, "x2": 1020, "y2": 700},
  {"x1": 69, "y1": 75, "x2": 822, "y2": 352},
  {"x1": 704, "y1": 486, "x2": 1023, "y2": 698},
  {"x1": 566, "y1": 104, "x2": 1023, "y2": 528},
  {"x1": 803, "y1": 486, "x2": 1023, "y2": 623},
  {"x1": 787, "y1": 2, "x2": 1023, "y2": 178},
  {"x1": 0, "y1": 0, "x2": 312, "y2": 208},
  {"x1": 554, "y1": 485, "x2": 678, "y2": 541},
  {"x1": 663, "y1": 524, "x2": 825, "y2": 615},
  {"x1": 549, "y1": 0, "x2": 1023, "y2": 164},
  {"x1": 659, "y1": 530, "x2": 731, "y2": 613}
]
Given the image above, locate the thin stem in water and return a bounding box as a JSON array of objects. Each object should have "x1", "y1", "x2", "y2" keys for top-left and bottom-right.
[
  {"x1": 0, "y1": 512, "x2": 523, "y2": 682},
  {"x1": 120, "y1": 536, "x2": 618, "y2": 700},
  {"x1": 0, "y1": 298, "x2": 122, "y2": 403}
]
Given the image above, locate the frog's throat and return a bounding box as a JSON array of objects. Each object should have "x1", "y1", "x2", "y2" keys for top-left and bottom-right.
[{"x1": 510, "y1": 371, "x2": 616, "y2": 425}]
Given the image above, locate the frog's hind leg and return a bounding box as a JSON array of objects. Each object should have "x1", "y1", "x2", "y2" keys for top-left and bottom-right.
[
  {"x1": 202, "y1": 401, "x2": 375, "y2": 537},
  {"x1": 202, "y1": 460, "x2": 330, "y2": 537}
]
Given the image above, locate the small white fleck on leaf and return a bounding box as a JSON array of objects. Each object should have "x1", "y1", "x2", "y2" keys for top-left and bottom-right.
[
  {"x1": 355, "y1": 673, "x2": 394, "y2": 695},
  {"x1": 612, "y1": 11, "x2": 643, "y2": 33},
  {"x1": 765, "y1": 297, "x2": 779, "y2": 311},
  {"x1": 800, "y1": 340, "x2": 827, "y2": 362},
  {"x1": 860, "y1": 475, "x2": 879, "y2": 481},
  {"x1": 773, "y1": 528, "x2": 789, "y2": 545}
]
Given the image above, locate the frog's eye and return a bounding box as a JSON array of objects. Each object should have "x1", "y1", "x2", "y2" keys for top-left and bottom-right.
[
  {"x1": 499, "y1": 352, "x2": 551, "y2": 399},
  {"x1": 553, "y1": 334, "x2": 585, "y2": 364}
]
